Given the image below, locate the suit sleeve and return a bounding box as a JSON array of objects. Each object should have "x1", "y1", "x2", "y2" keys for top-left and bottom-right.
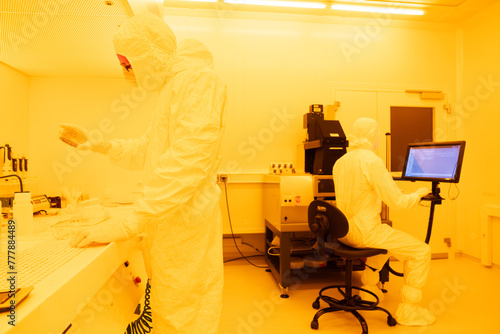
[
  {"x1": 365, "y1": 157, "x2": 420, "y2": 210},
  {"x1": 107, "y1": 130, "x2": 150, "y2": 171}
]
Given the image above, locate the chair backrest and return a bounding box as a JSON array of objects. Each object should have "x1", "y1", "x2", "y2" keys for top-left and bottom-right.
[{"x1": 308, "y1": 200, "x2": 349, "y2": 241}]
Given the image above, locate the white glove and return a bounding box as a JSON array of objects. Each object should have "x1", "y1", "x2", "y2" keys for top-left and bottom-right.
[
  {"x1": 59, "y1": 123, "x2": 111, "y2": 154},
  {"x1": 416, "y1": 187, "x2": 431, "y2": 198},
  {"x1": 70, "y1": 218, "x2": 138, "y2": 248}
]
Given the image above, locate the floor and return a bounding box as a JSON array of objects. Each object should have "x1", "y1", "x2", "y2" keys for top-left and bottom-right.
[{"x1": 220, "y1": 254, "x2": 500, "y2": 334}]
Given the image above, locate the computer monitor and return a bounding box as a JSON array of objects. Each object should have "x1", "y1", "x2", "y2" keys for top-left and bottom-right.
[{"x1": 401, "y1": 141, "x2": 466, "y2": 183}]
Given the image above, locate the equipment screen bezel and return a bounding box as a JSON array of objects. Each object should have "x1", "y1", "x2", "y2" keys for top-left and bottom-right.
[{"x1": 400, "y1": 141, "x2": 466, "y2": 183}]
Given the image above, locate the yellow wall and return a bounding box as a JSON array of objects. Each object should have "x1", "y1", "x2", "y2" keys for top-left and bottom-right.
[
  {"x1": 10, "y1": 7, "x2": 500, "y2": 259},
  {"x1": 28, "y1": 77, "x2": 156, "y2": 202},
  {"x1": 28, "y1": 15, "x2": 457, "y2": 197},
  {"x1": 166, "y1": 15, "x2": 458, "y2": 175},
  {"x1": 457, "y1": 2, "x2": 500, "y2": 263},
  {"x1": 0, "y1": 63, "x2": 29, "y2": 165}
]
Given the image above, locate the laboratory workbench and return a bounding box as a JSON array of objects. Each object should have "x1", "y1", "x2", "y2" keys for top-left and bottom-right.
[{"x1": 0, "y1": 210, "x2": 146, "y2": 334}]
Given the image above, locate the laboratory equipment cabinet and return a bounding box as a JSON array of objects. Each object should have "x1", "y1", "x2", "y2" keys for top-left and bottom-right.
[{"x1": 263, "y1": 174, "x2": 387, "y2": 297}]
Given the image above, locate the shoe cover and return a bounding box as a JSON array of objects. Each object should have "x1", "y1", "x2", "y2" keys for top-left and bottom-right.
[
  {"x1": 359, "y1": 285, "x2": 384, "y2": 303},
  {"x1": 395, "y1": 303, "x2": 436, "y2": 326}
]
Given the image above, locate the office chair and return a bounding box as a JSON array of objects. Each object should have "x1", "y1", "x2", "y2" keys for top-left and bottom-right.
[{"x1": 308, "y1": 200, "x2": 397, "y2": 333}]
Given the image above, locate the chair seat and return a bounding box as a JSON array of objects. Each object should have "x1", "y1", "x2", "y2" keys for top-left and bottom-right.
[
  {"x1": 307, "y1": 201, "x2": 396, "y2": 333},
  {"x1": 325, "y1": 241, "x2": 387, "y2": 259}
]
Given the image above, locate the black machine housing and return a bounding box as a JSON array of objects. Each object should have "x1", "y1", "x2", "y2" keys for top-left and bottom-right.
[{"x1": 303, "y1": 105, "x2": 348, "y2": 175}]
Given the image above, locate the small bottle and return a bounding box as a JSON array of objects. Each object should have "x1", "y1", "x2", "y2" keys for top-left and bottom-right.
[
  {"x1": 18, "y1": 156, "x2": 23, "y2": 177},
  {"x1": 13, "y1": 192, "x2": 34, "y2": 235},
  {"x1": 24, "y1": 157, "x2": 28, "y2": 178},
  {"x1": 12, "y1": 157, "x2": 19, "y2": 176},
  {"x1": 2, "y1": 144, "x2": 13, "y2": 176},
  {"x1": 21, "y1": 155, "x2": 27, "y2": 179}
]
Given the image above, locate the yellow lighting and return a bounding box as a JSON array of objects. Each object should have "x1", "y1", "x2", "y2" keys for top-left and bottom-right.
[
  {"x1": 331, "y1": 4, "x2": 425, "y2": 16},
  {"x1": 176, "y1": 0, "x2": 218, "y2": 2},
  {"x1": 225, "y1": 0, "x2": 327, "y2": 9}
]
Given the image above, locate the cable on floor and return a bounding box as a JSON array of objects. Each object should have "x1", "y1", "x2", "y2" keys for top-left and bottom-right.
[{"x1": 222, "y1": 179, "x2": 268, "y2": 269}]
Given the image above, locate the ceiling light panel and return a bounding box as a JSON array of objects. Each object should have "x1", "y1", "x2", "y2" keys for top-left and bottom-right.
[
  {"x1": 363, "y1": 0, "x2": 466, "y2": 6},
  {"x1": 224, "y1": 0, "x2": 327, "y2": 9},
  {"x1": 331, "y1": 4, "x2": 425, "y2": 15}
]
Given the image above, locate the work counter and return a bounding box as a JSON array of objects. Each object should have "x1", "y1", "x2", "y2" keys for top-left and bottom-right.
[{"x1": 0, "y1": 211, "x2": 146, "y2": 334}]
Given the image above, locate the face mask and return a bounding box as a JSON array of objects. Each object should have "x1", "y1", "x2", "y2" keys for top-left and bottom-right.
[{"x1": 117, "y1": 54, "x2": 137, "y2": 86}]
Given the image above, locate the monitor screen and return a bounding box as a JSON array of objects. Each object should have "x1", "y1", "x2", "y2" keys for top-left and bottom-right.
[{"x1": 401, "y1": 141, "x2": 466, "y2": 183}]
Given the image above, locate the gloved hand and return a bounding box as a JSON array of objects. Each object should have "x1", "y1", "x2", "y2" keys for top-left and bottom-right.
[
  {"x1": 70, "y1": 218, "x2": 138, "y2": 248},
  {"x1": 59, "y1": 123, "x2": 111, "y2": 154},
  {"x1": 416, "y1": 187, "x2": 431, "y2": 198}
]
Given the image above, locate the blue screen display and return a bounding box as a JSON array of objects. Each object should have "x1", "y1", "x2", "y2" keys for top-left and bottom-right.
[{"x1": 404, "y1": 144, "x2": 461, "y2": 180}]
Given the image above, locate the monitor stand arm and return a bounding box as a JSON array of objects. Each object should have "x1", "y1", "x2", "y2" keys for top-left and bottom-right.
[
  {"x1": 425, "y1": 181, "x2": 443, "y2": 244},
  {"x1": 431, "y1": 181, "x2": 443, "y2": 201}
]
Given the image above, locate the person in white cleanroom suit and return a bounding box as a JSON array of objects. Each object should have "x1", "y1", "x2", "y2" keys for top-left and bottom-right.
[
  {"x1": 59, "y1": 13, "x2": 227, "y2": 333},
  {"x1": 332, "y1": 118, "x2": 435, "y2": 326}
]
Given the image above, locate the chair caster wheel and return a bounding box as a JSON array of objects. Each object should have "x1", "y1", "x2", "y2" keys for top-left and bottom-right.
[
  {"x1": 311, "y1": 320, "x2": 319, "y2": 330},
  {"x1": 312, "y1": 301, "x2": 320, "y2": 309},
  {"x1": 387, "y1": 316, "x2": 397, "y2": 326}
]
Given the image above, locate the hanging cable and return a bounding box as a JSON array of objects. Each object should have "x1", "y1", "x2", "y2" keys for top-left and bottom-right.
[
  {"x1": 242, "y1": 241, "x2": 265, "y2": 254},
  {"x1": 448, "y1": 183, "x2": 460, "y2": 200},
  {"x1": 223, "y1": 242, "x2": 265, "y2": 263},
  {"x1": 0, "y1": 174, "x2": 24, "y2": 192},
  {"x1": 125, "y1": 280, "x2": 153, "y2": 334},
  {"x1": 222, "y1": 179, "x2": 267, "y2": 269},
  {"x1": 224, "y1": 254, "x2": 265, "y2": 264}
]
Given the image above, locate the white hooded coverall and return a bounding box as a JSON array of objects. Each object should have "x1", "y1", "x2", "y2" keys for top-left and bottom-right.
[
  {"x1": 107, "y1": 14, "x2": 226, "y2": 333},
  {"x1": 333, "y1": 118, "x2": 435, "y2": 326}
]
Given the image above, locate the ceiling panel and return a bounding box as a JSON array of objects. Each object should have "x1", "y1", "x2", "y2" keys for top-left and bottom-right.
[
  {"x1": 0, "y1": 0, "x2": 130, "y2": 77},
  {"x1": 0, "y1": 0, "x2": 498, "y2": 77}
]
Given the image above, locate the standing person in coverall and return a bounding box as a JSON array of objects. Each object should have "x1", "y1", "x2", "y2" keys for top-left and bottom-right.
[{"x1": 60, "y1": 13, "x2": 227, "y2": 333}]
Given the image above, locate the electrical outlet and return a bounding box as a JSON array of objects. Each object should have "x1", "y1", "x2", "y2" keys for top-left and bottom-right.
[{"x1": 444, "y1": 238, "x2": 452, "y2": 247}]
